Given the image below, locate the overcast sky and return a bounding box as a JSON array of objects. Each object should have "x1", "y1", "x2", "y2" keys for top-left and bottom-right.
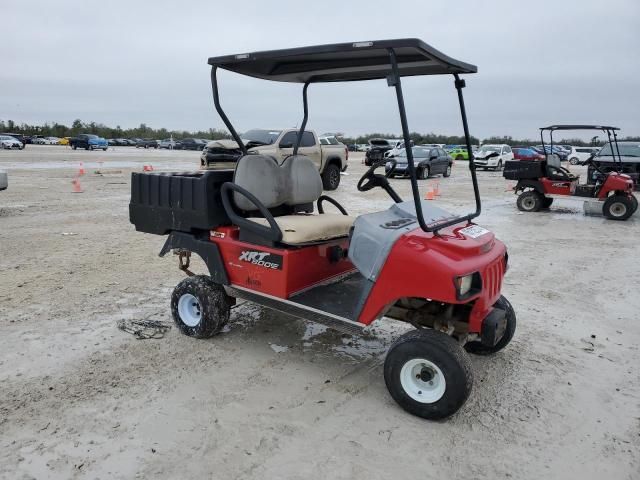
[{"x1": 2, "y1": 0, "x2": 639, "y2": 140}]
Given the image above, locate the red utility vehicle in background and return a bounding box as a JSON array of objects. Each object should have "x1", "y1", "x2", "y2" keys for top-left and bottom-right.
[
  {"x1": 130, "y1": 39, "x2": 515, "y2": 420},
  {"x1": 504, "y1": 125, "x2": 637, "y2": 220}
]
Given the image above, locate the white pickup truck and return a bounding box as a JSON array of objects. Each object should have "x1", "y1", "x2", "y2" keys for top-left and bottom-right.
[{"x1": 200, "y1": 128, "x2": 348, "y2": 190}]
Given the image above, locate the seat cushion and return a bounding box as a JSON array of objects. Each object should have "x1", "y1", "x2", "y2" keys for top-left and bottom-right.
[{"x1": 247, "y1": 213, "x2": 355, "y2": 245}]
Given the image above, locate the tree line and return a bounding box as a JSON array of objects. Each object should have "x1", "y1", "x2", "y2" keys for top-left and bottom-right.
[
  {"x1": 0, "y1": 119, "x2": 231, "y2": 141},
  {"x1": 1, "y1": 119, "x2": 638, "y2": 146}
]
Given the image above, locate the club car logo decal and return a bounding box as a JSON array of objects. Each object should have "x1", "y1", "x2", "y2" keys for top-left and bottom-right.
[{"x1": 238, "y1": 250, "x2": 283, "y2": 270}]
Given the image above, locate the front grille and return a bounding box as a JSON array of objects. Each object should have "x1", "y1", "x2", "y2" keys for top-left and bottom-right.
[{"x1": 482, "y1": 258, "x2": 504, "y2": 300}]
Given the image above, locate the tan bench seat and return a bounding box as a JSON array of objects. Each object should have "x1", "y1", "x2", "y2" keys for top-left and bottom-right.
[{"x1": 247, "y1": 213, "x2": 355, "y2": 245}]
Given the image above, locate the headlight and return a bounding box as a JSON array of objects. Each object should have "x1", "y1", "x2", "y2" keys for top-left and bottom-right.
[
  {"x1": 454, "y1": 272, "x2": 481, "y2": 299},
  {"x1": 456, "y1": 274, "x2": 473, "y2": 296}
]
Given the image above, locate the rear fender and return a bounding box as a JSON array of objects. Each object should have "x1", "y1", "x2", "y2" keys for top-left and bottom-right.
[
  {"x1": 515, "y1": 179, "x2": 544, "y2": 194},
  {"x1": 159, "y1": 231, "x2": 229, "y2": 284}
]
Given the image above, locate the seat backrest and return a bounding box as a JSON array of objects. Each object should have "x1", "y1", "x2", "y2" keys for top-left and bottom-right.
[
  {"x1": 233, "y1": 154, "x2": 322, "y2": 212},
  {"x1": 547, "y1": 154, "x2": 561, "y2": 169}
]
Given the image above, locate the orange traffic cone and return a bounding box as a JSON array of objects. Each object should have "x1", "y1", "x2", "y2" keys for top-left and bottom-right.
[
  {"x1": 424, "y1": 182, "x2": 436, "y2": 200},
  {"x1": 143, "y1": 164, "x2": 154, "y2": 172},
  {"x1": 78, "y1": 162, "x2": 85, "y2": 176},
  {"x1": 71, "y1": 177, "x2": 83, "y2": 193}
]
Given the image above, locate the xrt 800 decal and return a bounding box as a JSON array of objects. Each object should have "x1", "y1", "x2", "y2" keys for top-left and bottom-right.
[{"x1": 238, "y1": 250, "x2": 283, "y2": 270}]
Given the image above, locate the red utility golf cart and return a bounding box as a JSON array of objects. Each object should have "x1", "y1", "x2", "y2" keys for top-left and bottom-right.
[
  {"x1": 504, "y1": 125, "x2": 637, "y2": 220},
  {"x1": 130, "y1": 39, "x2": 514, "y2": 419}
]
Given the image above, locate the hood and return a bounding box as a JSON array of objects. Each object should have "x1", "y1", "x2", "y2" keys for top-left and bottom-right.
[
  {"x1": 474, "y1": 151, "x2": 499, "y2": 159},
  {"x1": 205, "y1": 139, "x2": 241, "y2": 150}
]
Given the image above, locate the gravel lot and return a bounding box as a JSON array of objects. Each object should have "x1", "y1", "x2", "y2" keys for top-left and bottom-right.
[{"x1": 1, "y1": 145, "x2": 639, "y2": 480}]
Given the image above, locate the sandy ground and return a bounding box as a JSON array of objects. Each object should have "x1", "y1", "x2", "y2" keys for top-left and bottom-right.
[{"x1": 0, "y1": 145, "x2": 639, "y2": 480}]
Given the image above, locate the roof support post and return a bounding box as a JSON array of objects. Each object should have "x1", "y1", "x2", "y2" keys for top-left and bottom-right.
[
  {"x1": 293, "y1": 81, "x2": 311, "y2": 156},
  {"x1": 453, "y1": 74, "x2": 481, "y2": 219},
  {"x1": 211, "y1": 66, "x2": 247, "y2": 155},
  {"x1": 387, "y1": 48, "x2": 430, "y2": 232}
]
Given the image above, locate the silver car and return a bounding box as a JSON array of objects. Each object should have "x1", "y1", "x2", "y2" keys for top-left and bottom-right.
[
  {"x1": 0, "y1": 169, "x2": 7, "y2": 191},
  {"x1": 0, "y1": 135, "x2": 24, "y2": 150}
]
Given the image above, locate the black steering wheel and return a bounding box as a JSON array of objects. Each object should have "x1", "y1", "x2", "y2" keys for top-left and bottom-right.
[{"x1": 357, "y1": 159, "x2": 396, "y2": 192}]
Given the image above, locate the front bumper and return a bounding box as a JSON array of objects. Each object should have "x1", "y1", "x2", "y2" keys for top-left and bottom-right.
[
  {"x1": 386, "y1": 163, "x2": 409, "y2": 174},
  {"x1": 473, "y1": 158, "x2": 498, "y2": 167}
]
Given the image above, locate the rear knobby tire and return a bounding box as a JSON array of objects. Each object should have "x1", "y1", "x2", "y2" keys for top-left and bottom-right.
[
  {"x1": 603, "y1": 195, "x2": 634, "y2": 221},
  {"x1": 321, "y1": 163, "x2": 341, "y2": 190},
  {"x1": 465, "y1": 295, "x2": 517, "y2": 355},
  {"x1": 384, "y1": 329, "x2": 473, "y2": 420},
  {"x1": 629, "y1": 195, "x2": 638, "y2": 213},
  {"x1": 171, "y1": 275, "x2": 232, "y2": 338},
  {"x1": 517, "y1": 190, "x2": 544, "y2": 212}
]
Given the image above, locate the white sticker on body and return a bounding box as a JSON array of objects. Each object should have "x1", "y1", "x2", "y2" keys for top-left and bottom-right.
[{"x1": 459, "y1": 225, "x2": 489, "y2": 239}]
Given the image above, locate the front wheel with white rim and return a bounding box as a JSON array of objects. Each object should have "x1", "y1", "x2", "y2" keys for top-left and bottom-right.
[
  {"x1": 569, "y1": 157, "x2": 579, "y2": 165},
  {"x1": 171, "y1": 275, "x2": 233, "y2": 338},
  {"x1": 384, "y1": 329, "x2": 473, "y2": 420},
  {"x1": 603, "y1": 195, "x2": 634, "y2": 221}
]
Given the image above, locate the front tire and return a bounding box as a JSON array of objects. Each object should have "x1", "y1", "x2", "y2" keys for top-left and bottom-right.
[
  {"x1": 171, "y1": 276, "x2": 233, "y2": 338},
  {"x1": 321, "y1": 163, "x2": 341, "y2": 190},
  {"x1": 418, "y1": 166, "x2": 430, "y2": 179},
  {"x1": 494, "y1": 160, "x2": 503, "y2": 171},
  {"x1": 465, "y1": 296, "x2": 517, "y2": 355},
  {"x1": 443, "y1": 164, "x2": 452, "y2": 177},
  {"x1": 384, "y1": 329, "x2": 473, "y2": 420},
  {"x1": 517, "y1": 190, "x2": 544, "y2": 212},
  {"x1": 603, "y1": 195, "x2": 634, "y2": 221},
  {"x1": 569, "y1": 157, "x2": 579, "y2": 165}
]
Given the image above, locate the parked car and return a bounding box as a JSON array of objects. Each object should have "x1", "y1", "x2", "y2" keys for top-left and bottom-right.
[
  {"x1": 1, "y1": 133, "x2": 29, "y2": 146},
  {"x1": 158, "y1": 139, "x2": 182, "y2": 149},
  {"x1": 448, "y1": 147, "x2": 471, "y2": 160},
  {"x1": 385, "y1": 146, "x2": 452, "y2": 179},
  {"x1": 0, "y1": 135, "x2": 24, "y2": 150},
  {"x1": 0, "y1": 169, "x2": 7, "y2": 191},
  {"x1": 533, "y1": 145, "x2": 569, "y2": 161},
  {"x1": 33, "y1": 136, "x2": 59, "y2": 145},
  {"x1": 566, "y1": 146, "x2": 598, "y2": 165},
  {"x1": 364, "y1": 138, "x2": 406, "y2": 165},
  {"x1": 69, "y1": 134, "x2": 109, "y2": 151},
  {"x1": 180, "y1": 138, "x2": 207, "y2": 151},
  {"x1": 357, "y1": 144, "x2": 370, "y2": 152},
  {"x1": 588, "y1": 141, "x2": 640, "y2": 190},
  {"x1": 200, "y1": 128, "x2": 348, "y2": 190},
  {"x1": 473, "y1": 144, "x2": 514, "y2": 170},
  {"x1": 58, "y1": 137, "x2": 71, "y2": 145},
  {"x1": 123, "y1": 139, "x2": 138, "y2": 146},
  {"x1": 512, "y1": 147, "x2": 544, "y2": 161},
  {"x1": 135, "y1": 139, "x2": 159, "y2": 149}
]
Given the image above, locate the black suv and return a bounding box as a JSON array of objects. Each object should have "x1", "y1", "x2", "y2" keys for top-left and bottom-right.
[{"x1": 180, "y1": 138, "x2": 207, "y2": 151}]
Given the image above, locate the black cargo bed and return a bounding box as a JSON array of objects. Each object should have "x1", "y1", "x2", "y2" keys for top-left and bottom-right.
[{"x1": 129, "y1": 170, "x2": 234, "y2": 235}]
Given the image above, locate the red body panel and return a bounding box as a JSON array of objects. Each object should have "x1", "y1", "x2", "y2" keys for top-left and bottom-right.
[
  {"x1": 357, "y1": 224, "x2": 506, "y2": 332},
  {"x1": 540, "y1": 178, "x2": 576, "y2": 195},
  {"x1": 540, "y1": 172, "x2": 634, "y2": 199},
  {"x1": 211, "y1": 226, "x2": 355, "y2": 298},
  {"x1": 597, "y1": 172, "x2": 635, "y2": 199}
]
